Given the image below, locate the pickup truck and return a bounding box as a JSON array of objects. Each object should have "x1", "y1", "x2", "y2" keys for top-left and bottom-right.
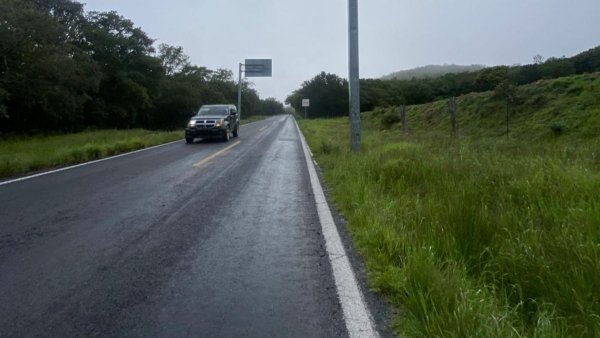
[{"x1": 185, "y1": 104, "x2": 239, "y2": 143}]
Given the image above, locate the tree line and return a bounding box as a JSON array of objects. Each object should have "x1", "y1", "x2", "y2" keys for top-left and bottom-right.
[
  {"x1": 0, "y1": 0, "x2": 285, "y2": 134},
  {"x1": 286, "y1": 46, "x2": 600, "y2": 117}
]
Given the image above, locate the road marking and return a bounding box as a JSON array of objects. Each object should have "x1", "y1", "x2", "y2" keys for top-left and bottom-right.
[
  {"x1": 0, "y1": 139, "x2": 182, "y2": 187},
  {"x1": 259, "y1": 125, "x2": 268, "y2": 132},
  {"x1": 193, "y1": 141, "x2": 241, "y2": 168},
  {"x1": 294, "y1": 119, "x2": 379, "y2": 338}
]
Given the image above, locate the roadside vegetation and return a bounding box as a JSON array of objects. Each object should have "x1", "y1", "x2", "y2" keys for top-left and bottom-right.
[
  {"x1": 0, "y1": 116, "x2": 267, "y2": 179},
  {"x1": 299, "y1": 72, "x2": 600, "y2": 337},
  {"x1": 0, "y1": 0, "x2": 285, "y2": 135},
  {"x1": 287, "y1": 45, "x2": 600, "y2": 116},
  {"x1": 1, "y1": 0, "x2": 280, "y2": 178},
  {"x1": 0, "y1": 129, "x2": 181, "y2": 178}
]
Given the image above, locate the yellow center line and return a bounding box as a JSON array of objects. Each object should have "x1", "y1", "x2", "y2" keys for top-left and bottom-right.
[{"x1": 193, "y1": 141, "x2": 241, "y2": 168}]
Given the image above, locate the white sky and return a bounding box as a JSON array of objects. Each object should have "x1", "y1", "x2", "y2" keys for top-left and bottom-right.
[{"x1": 82, "y1": 0, "x2": 600, "y2": 103}]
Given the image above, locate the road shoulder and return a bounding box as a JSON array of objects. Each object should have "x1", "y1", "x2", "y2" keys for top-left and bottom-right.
[{"x1": 295, "y1": 119, "x2": 392, "y2": 338}]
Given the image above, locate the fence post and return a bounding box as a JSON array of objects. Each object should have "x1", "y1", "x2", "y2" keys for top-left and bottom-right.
[
  {"x1": 506, "y1": 99, "x2": 509, "y2": 138},
  {"x1": 449, "y1": 96, "x2": 457, "y2": 136},
  {"x1": 400, "y1": 105, "x2": 407, "y2": 134}
]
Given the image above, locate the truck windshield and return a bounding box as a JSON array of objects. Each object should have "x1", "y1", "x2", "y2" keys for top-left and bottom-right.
[{"x1": 197, "y1": 106, "x2": 228, "y2": 116}]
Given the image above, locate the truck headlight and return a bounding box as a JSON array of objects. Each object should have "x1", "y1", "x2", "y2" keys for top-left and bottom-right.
[
  {"x1": 188, "y1": 120, "x2": 196, "y2": 127},
  {"x1": 215, "y1": 118, "x2": 225, "y2": 128}
]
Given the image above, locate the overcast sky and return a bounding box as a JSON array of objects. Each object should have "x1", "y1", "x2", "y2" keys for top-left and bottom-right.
[{"x1": 82, "y1": 0, "x2": 600, "y2": 103}]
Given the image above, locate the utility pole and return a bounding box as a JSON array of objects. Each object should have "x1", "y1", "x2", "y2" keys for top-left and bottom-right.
[{"x1": 348, "y1": 0, "x2": 361, "y2": 152}]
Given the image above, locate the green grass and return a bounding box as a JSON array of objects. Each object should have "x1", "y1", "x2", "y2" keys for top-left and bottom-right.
[
  {"x1": 299, "y1": 73, "x2": 600, "y2": 337},
  {"x1": 392, "y1": 72, "x2": 600, "y2": 140},
  {"x1": 0, "y1": 129, "x2": 182, "y2": 178},
  {"x1": 0, "y1": 115, "x2": 269, "y2": 179}
]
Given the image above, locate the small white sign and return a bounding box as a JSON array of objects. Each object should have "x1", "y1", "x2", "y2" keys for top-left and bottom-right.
[{"x1": 302, "y1": 99, "x2": 310, "y2": 107}]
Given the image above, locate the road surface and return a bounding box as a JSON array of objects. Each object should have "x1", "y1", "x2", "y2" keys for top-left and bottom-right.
[{"x1": 0, "y1": 116, "x2": 377, "y2": 337}]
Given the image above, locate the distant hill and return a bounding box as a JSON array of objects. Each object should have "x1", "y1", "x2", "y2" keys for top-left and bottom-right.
[{"x1": 381, "y1": 64, "x2": 485, "y2": 80}]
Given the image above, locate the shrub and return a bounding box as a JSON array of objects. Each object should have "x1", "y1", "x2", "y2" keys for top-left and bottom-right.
[{"x1": 381, "y1": 109, "x2": 401, "y2": 129}]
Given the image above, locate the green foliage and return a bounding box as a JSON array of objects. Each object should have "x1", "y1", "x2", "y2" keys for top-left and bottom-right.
[
  {"x1": 299, "y1": 73, "x2": 600, "y2": 337},
  {"x1": 0, "y1": 129, "x2": 182, "y2": 177},
  {"x1": 573, "y1": 46, "x2": 600, "y2": 74},
  {"x1": 260, "y1": 97, "x2": 286, "y2": 115},
  {"x1": 81, "y1": 10, "x2": 161, "y2": 128},
  {"x1": 157, "y1": 44, "x2": 190, "y2": 76},
  {"x1": 493, "y1": 80, "x2": 518, "y2": 102},
  {"x1": 393, "y1": 73, "x2": 600, "y2": 139},
  {"x1": 0, "y1": 0, "x2": 281, "y2": 134},
  {"x1": 476, "y1": 66, "x2": 510, "y2": 91},
  {"x1": 288, "y1": 46, "x2": 600, "y2": 118},
  {"x1": 0, "y1": 0, "x2": 100, "y2": 132},
  {"x1": 299, "y1": 99, "x2": 600, "y2": 337},
  {"x1": 285, "y1": 72, "x2": 349, "y2": 118},
  {"x1": 379, "y1": 108, "x2": 402, "y2": 129},
  {"x1": 540, "y1": 57, "x2": 576, "y2": 79}
]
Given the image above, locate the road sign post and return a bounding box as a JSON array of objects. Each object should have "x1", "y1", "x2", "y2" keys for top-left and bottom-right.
[
  {"x1": 302, "y1": 99, "x2": 310, "y2": 119},
  {"x1": 238, "y1": 63, "x2": 243, "y2": 121},
  {"x1": 237, "y1": 59, "x2": 272, "y2": 122}
]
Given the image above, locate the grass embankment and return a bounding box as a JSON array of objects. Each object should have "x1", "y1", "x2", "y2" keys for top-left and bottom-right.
[
  {"x1": 0, "y1": 115, "x2": 269, "y2": 179},
  {"x1": 0, "y1": 129, "x2": 182, "y2": 178},
  {"x1": 299, "y1": 73, "x2": 600, "y2": 337}
]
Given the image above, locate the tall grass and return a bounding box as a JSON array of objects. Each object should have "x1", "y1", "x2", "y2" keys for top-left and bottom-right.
[
  {"x1": 0, "y1": 129, "x2": 182, "y2": 178},
  {"x1": 298, "y1": 74, "x2": 600, "y2": 337}
]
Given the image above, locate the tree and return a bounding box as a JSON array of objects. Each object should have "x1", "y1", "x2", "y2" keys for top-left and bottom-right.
[
  {"x1": 286, "y1": 72, "x2": 348, "y2": 118},
  {"x1": 539, "y1": 57, "x2": 576, "y2": 79},
  {"x1": 0, "y1": 0, "x2": 274, "y2": 133},
  {"x1": 508, "y1": 64, "x2": 542, "y2": 85},
  {"x1": 475, "y1": 66, "x2": 509, "y2": 92},
  {"x1": 572, "y1": 46, "x2": 600, "y2": 74},
  {"x1": 261, "y1": 98, "x2": 285, "y2": 116},
  {"x1": 158, "y1": 44, "x2": 190, "y2": 76},
  {"x1": 82, "y1": 10, "x2": 163, "y2": 128},
  {"x1": 0, "y1": 0, "x2": 100, "y2": 132},
  {"x1": 533, "y1": 54, "x2": 545, "y2": 65},
  {"x1": 239, "y1": 82, "x2": 261, "y2": 116}
]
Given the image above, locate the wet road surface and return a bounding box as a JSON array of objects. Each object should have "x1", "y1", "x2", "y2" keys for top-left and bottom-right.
[{"x1": 0, "y1": 116, "x2": 349, "y2": 337}]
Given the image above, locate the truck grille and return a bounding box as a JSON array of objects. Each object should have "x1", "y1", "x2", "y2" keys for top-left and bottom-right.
[{"x1": 195, "y1": 120, "x2": 216, "y2": 128}]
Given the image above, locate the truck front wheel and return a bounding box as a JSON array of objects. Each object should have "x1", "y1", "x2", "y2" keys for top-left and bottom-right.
[{"x1": 222, "y1": 128, "x2": 230, "y2": 142}]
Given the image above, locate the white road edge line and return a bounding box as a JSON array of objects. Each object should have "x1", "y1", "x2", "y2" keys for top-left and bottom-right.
[
  {"x1": 0, "y1": 139, "x2": 182, "y2": 187},
  {"x1": 294, "y1": 119, "x2": 379, "y2": 338}
]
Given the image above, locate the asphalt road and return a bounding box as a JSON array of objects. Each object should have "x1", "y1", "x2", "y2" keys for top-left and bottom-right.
[{"x1": 0, "y1": 116, "x2": 352, "y2": 337}]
